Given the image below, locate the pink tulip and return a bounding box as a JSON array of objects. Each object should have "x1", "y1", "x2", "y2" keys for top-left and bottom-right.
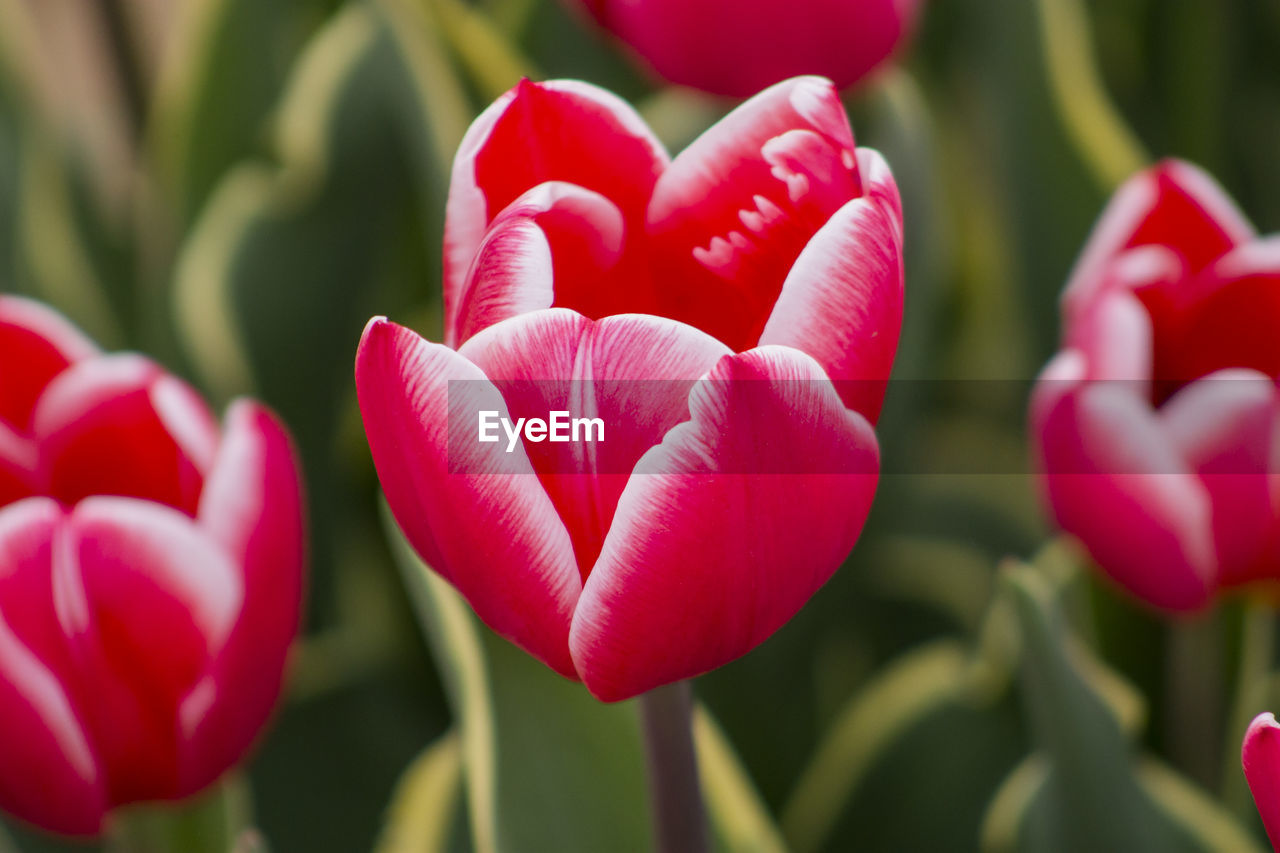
[
  {"x1": 0, "y1": 296, "x2": 305, "y2": 836},
  {"x1": 574, "y1": 0, "x2": 922, "y2": 97},
  {"x1": 1032, "y1": 159, "x2": 1280, "y2": 612},
  {"x1": 359, "y1": 76, "x2": 902, "y2": 701},
  {"x1": 1243, "y1": 712, "x2": 1280, "y2": 847}
]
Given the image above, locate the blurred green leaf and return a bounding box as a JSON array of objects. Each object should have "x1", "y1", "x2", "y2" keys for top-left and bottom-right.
[
  {"x1": 105, "y1": 774, "x2": 254, "y2": 853},
  {"x1": 984, "y1": 562, "x2": 1262, "y2": 852},
  {"x1": 147, "y1": 0, "x2": 297, "y2": 226},
  {"x1": 376, "y1": 731, "x2": 469, "y2": 853},
  {"x1": 0, "y1": 0, "x2": 124, "y2": 343},
  {"x1": 173, "y1": 0, "x2": 469, "y2": 402},
  {"x1": 386, "y1": 501, "x2": 654, "y2": 853},
  {"x1": 779, "y1": 613, "x2": 1029, "y2": 853},
  {"x1": 782, "y1": 641, "x2": 970, "y2": 853},
  {"x1": 694, "y1": 708, "x2": 788, "y2": 853},
  {"x1": 0, "y1": 0, "x2": 29, "y2": 284},
  {"x1": 384, "y1": 501, "x2": 788, "y2": 853},
  {"x1": 14, "y1": 128, "x2": 126, "y2": 346},
  {"x1": 1033, "y1": 0, "x2": 1149, "y2": 190},
  {"x1": 424, "y1": 0, "x2": 538, "y2": 99}
]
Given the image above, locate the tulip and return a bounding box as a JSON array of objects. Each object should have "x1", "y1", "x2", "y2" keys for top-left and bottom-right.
[
  {"x1": 1243, "y1": 712, "x2": 1280, "y2": 847},
  {"x1": 1031, "y1": 159, "x2": 1280, "y2": 612},
  {"x1": 359, "y1": 76, "x2": 902, "y2": 701},
  {"x1": 0, "y1": 296, "x2": 305, "y2": 836},
  {"x1": 574, "y1": 0, "x2": 922, "y2": 97}
]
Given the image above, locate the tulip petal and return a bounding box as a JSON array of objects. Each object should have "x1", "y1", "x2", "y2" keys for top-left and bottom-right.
[
  {"x1": 356, "y1": 317, "x2": 581, "y2": 676},
  {"x1": 0, "y1": 499, "x2": 73, "y2": 674},
  {"x1": 590, "y1": 0, "x2": 917, "y2": 98},
  {"x1": 1157, "y1": 239, "x2": 1280, "y2": 386},
  {"x1": 179, "y1": 401, "x2": 305, "y2": 795},
  {"x1": 647, "y1": 77, "x2": 862, "y2": 350},
  {"x1": 1064, "y1": 288, "x2": 1154, "y2": 384},
  {"x1": 450, "y1": 183, "x2": 635, "y2": 346},
  {"x1": 1161, "y1": 370, "x2": 1280, "y2": 587},
  {"x1": 0, "y1": 421, "x2": 37, "y2": 507},
  {"x1": 0, "y1": 503, "x2": 106, "y2": 838},
  {"x1": 759, "y1": 170, "x2": 903, "y2": 421},
  {"x1": 459, "y1": 309, "x2": 730, "y2": 574},
  {"x1": 32, "y1": 355, "x2": 218, "y2": 515},
  {"x1": 445, "y1": 79, "x2": 668, "y2": 322},
  {"x1": 1064, "y1": 160, "x2": 1254, "y2": 321},
  {"x1": 0, "y1": 295, "x2": 97, "y2": 433},
  {"x1": 1243, "y1": 712, "x2": 1280, "y2": 849},
  {"x1": 52, "y1": 497, "x2": 243, "y2": 804},
  {"x1": 569, "y1": 346, "x2": 879, "y2": 700},
  {"x1": 0, "y1": 613, "x2": 105, "y2": 836},
  {"x1": 1034, "y1": 366, "x2": 1215, "y2": 611}
]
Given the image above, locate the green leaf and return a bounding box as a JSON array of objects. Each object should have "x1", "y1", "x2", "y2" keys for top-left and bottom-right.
[
  {"x1": 1033, "y1": 0, "x2": 1149, "y2": 191},
  {"x1": 985, "y1": 563, "x2": 1263, "y2": 852},
  {"x1": 694, "y1": 708, "x2": 788, "y2": 853},
  {"x1": 13, "y1": 128, "x2": 126, "y2": 345},
  {"x1": 0, "y1": 0, "x2": 124, "y2": 344},
  {"x1": 376, "y1": 731, "x2": 470, "y2": 853},
  {"x1": 424, "y1": 0, "x2": 538, "y2": 100},
  {"x1": 780, "y1": 636, "x2": 1027, "y2": 853},
  {"x1": 781, "y1": 641, "x2": 969, "y2": 853},
  {"x1": 386, "y1": 501, "x2": 653, "y2": 853},
  {"x1": 148, "y1": 0, "x2": 298, "y2": 225},
  {"x1": 173, "y1": 0, "x2": 469, "y2": 404},
  {"x1": 0, "y1": 0, "x2": 31, "y2": 285},
  {"x1": 383, "y1": 501, "x2": 788, "y2": 853}
]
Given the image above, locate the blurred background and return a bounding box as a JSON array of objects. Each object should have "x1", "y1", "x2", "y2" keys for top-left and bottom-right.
[{"x1": 1, "y1": 0, "x2": 1279, "y2": 850}]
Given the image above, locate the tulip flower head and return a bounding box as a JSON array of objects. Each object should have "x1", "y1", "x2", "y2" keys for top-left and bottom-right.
[
  {"x1": 0, "y1": 296, "x2": 305, "y2": 836},
  {"x1": 1032, "y1": 160, "x2": 1280, "y2": 612},
  {"x1": 1243, "y1": 712, "x2": 1280, "y2": 847},
  {"x1": 575, "y1": 0, "x2": 923, "y2": 97},
  {"x1": 358, "y1": 76, "x2": 903, "y2": 701}
]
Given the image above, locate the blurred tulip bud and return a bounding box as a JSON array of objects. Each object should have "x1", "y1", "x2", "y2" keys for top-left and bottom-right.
[
  {"x1": 0, "y1": 296, "x2": 305, "y2": 836},
  {"x1": 1244, "y1": 712, "x2": 1280, "y2": 847},
  {"x1": 358, "y1": 77, "x2": 902, "y2": 700},
  {"x1": 573, "y1": 0, "x2": 922, "y2": 97},
  {"x1": 1031, "y1": 159, "x2": 1280, "y2": 612}
]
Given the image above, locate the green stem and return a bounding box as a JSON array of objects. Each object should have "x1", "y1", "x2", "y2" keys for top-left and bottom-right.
[
  {"x1": 1163, "y1": 610, "x2": 1225, "y2": 791},
  {"x1": 104, "y1": 775, "x2": 254, "y2": 853},
  {"x1": 1223, "y1": 600, "x2": 1276, "y2": 816},
  {"x1": 640, "y1": 682, "x2": 709, "y2": 853}
]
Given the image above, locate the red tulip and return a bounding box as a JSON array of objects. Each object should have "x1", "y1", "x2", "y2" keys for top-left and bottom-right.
[
  {"x1": 1031, "y1": 159, "x2": 1280, "y2": 611},
  {"x1": 0, "y1": 296, "x2": 305, "y2": 836},
  {"x1": 574, "y1": 0, "x2": 922, "y2": 97},
  {"x1": 359, "y1": 76, "x2": 902, "y2": 701},
  {"x1": 1243, "y1": 712, "x2": 1280, "y2": 847}
]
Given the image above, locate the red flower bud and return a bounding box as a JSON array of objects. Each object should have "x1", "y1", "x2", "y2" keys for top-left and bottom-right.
[
  {"x1": 1032, "y1": 160, "x2": 1280, "y2": 611},
  {"x1": 574, "y1": 0, "x2": 922, "y2": 97},
  {"x1": 0, "y1": 296, "x2": 306, "y2": 836}
]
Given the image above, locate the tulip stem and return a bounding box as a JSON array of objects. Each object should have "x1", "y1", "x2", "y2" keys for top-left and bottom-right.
[
  {"x1": 1223, "y1": 600, "x2": 1277, "y2": 816},
  {"x1": 1163, "y1": 610, "x2": 1225, "y2": 791},
  {"x1": 639, "y1": 681, "x2": 709, "y2": 853}
]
